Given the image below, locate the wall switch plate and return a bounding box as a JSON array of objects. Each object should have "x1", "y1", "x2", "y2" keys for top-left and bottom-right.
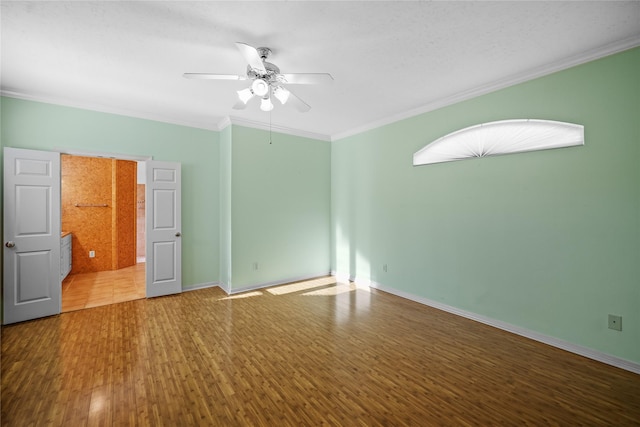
[
  {"x1": 608, "y1": 314, "x2": 622, "y2": 331},
  {"x1": 383, "y1": 264, "x2": 388, "y2": 272},
  {"x1": 89, "y1": 250, "x2": 95, "y2": 258},
  {"x1": 252, "y1": 262, "x2": 258, "y2": 271}
]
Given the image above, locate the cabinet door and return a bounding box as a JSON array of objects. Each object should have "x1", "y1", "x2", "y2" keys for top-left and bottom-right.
[{"x1": 60, "y1": 236, "x2": 70, "y2": 280}]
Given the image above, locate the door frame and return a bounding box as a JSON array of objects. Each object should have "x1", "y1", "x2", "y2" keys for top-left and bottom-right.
[
  {"x1": 58, "y1": 148, "x2": 153, "y2": 294},
  {"x1": 4, "y1": 149, "x2": 152, "y2": 316},
  {"x1": 60, "y1": 148, "x2": 152, "y2": 163},
  {"x1": 3, "y1": 147, "x2": 185, "y2": 323}
]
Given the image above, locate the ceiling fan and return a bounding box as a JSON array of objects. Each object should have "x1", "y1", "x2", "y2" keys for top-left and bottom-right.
[{"x1": 184, "y1": 42, "x2": 333, "y2": 113}]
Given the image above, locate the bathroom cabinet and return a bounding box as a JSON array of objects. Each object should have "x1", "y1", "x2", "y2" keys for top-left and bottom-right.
[{"x1": 61, "y1": 233, "x2": 72, "y2": 280}]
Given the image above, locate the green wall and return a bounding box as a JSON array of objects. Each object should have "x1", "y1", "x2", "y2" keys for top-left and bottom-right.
[
  {"x1": 0, "y1": 99, "x2": 332, "y2": 294},
  {"x1": 331, "y1": 47, "x2": 640, "y2": 363},
  {"x1": 228, "y1": 125, "x2": 331, "y2": 290},
  {"x1": 219, "y1": 125, "x2": 232, "y2": 290},
  {"x1": 0, "y1": 97, "x2": 220, "y2": 289},
  {"x1": 2, "y1": 48, "x2": 637, "y2": 365}
]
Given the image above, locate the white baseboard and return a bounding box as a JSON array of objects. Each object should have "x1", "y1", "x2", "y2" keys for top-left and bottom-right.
[
  {"x1": 343, "y1": 274, "x2": 640, "y2": 375},
  {"x1": 228, "y1": 272, "x2": 331, "y2": 295},
  {"x1": 331, "y1": 270, "x2": 353, "y2": 284},
  {"x1": 217, "y1": 281, "x2": 230, "y2": 294},
  {"x1": 183, "y1": 281, "x2": 220, "y2": 292}
]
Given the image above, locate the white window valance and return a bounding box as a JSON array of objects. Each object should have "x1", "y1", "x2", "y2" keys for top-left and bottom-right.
[{"x1": 413, "y1": 119, "x2": 584, "y2": 166}]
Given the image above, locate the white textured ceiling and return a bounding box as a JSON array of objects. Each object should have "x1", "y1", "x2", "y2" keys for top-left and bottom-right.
[{"x1": 2, "y1": 1, "x2": 639, "y2": 140}]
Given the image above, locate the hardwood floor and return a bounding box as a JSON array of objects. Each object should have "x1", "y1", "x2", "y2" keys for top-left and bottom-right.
[
  {"x1": 2, "y1": 277, "x2": 639, "y2": 426},
  {"x1": 61, "y1": 263, "x2": 145, "y2": 312}
]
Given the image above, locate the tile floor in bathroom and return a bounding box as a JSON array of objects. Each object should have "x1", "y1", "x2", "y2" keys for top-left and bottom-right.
[{"x1": 62, "y1": 262, "x2": 145, "y2": 312}]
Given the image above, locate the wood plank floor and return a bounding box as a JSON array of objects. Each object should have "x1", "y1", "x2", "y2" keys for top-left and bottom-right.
[
  {"x1": 2, "y1": 277, "x2": 639, "y2": 426},
  {"x1": 62, "y1": 263, "x2": 145, "y2": 312}
]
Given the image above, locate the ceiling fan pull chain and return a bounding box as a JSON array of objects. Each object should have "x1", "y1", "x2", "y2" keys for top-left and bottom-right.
[{"x1": 269, "y1": 110, "x2": 273, "y2": 145}]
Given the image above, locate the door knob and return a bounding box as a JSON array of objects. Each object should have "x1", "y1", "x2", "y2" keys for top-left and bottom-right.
[
  {"x1": 5, "y1": 241, "x2": 16, "y2": 248},
  {"x1": 175, "y1": 232, "x2": 181, "y2": 237}
]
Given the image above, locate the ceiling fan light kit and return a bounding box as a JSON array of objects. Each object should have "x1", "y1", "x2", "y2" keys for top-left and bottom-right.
[
  {"x1": 184, "y1": 42, "x2": 333, "y2": 113},
  {"x1": 273, "y1": 86, "x2": 290, "y2": 104},
  {"x1": 260, "y1": 97, "x2": 274, "y2": 112},
  {"x1": 237, "y1": 88, "x2": 253, "y2": 104},
  {"x1": 251, "y1": 79, "x2": 269, "y2": 97}
]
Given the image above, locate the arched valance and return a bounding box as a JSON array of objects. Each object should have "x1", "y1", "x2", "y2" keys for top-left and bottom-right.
[{"x1": 413, "y1": 119, "x2": 584, "y2": 166}]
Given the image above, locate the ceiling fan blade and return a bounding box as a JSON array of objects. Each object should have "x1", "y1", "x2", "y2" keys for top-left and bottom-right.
[
  {"x1": 279, "y1": 73, "x2": 333, "y2": 84},
  {"x1": 232, "y1": 99, "x2": 249, "y2": 110},
  {"x1": 235, "y1": 42, "x2": 266, "y2": 73},
  {"x1": 183, "y1": 73, "x2": 246, "y2": 80},
  {"x1": 286, "y1": 89, "x2": 311, "y2": 112}
]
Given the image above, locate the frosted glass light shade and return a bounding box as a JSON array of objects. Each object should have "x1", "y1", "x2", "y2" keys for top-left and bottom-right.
[
  {"x1": 273, "y1": 86, "x2": 290, "y2": 104},
  {"x1": 413, "y1": 119, "x2": 584, "y2": 166},
  {"x1": 260, "y1": 96, "x2": 274, "y2": 112},
  {"x1": 237, "y1": 88, "x2": 253, "y2": 104}
]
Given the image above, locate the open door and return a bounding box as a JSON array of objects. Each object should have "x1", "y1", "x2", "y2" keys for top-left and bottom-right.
[
  {"x1": 3, "y1": 148, "x2": 61, "y2": 324},
  {"x1": 146, "y1": 160, "x2": 182, "y2": 297}
]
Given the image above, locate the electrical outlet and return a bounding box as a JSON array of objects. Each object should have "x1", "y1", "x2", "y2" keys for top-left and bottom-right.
[
  {"x1": 608, "y1": 314, "x2": 622, "y2": 331},
  {"x1": 383, "y1": 263, "x2": 388, "y2": 273},
  {"x1": 252, "y1": 262, "x2": 258, "y2": 271},
  {"x1": 89, "y1": 250, "x2": 95, "y2": 258}
]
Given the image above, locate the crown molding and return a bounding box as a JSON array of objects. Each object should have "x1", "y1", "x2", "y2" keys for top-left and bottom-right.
[
  {"x1": 331, "y1": 36, "x2": 640, "y2": 141},
  {"x1": 0, "y1": 90, "x2": 222, "y2": 132},
  {"x1": 0, "y1": 89, "x2": 331, "y2": 141},
  {"x1": 226, "y1": 116, "x2": 331, "y2": 142},
  {"x1": 216, "y1": 116, "x2": 232, "y2": 131},
  {"x1": 3, "y1": 37, "x2": 638, "y2": 143}
]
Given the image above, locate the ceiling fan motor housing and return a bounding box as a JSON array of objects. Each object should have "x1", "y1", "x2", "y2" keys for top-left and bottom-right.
[
  {"x1": 256, "y1": 47, "x2": 271, "y2": 60},
  {"x1": 185, "y1": 42, "x2": 322, "y2": 112},
  {"x1": 247, "y1": 61, "x2": 280, "y2": 84}
]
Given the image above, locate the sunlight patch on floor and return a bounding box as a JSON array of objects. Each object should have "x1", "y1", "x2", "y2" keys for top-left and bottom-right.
[
  {"x1": 302, "y1": 282, "x2": 358, "y2": 296},
  {"x1": 267, "y1": 276, "x2": 337, "y2": 296},
  {"x1": 352, "y1": 281, "x2": 372, "y2": 292},
  {"x1": 219, "y1": 291, "x2": 263, "y2": 300}
]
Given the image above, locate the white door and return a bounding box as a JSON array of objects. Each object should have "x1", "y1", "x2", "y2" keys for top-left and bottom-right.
[
  {"x1": 3, "y1": 148, "x2": 61, "y2": 324},
  {"x1": 146, "y1": 161, "x2": 182, "y2": 297}
]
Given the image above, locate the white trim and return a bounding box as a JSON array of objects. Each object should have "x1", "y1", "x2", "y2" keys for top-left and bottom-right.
[
  {"x1": 0, "y1": 90, "x2": 221, "y2": 132},
  {"x1": 331, "y1": 37, "x2": 640, "y2": 141},
  {"x1": 56, "y1": 148, "x2": 152, "y2": 162},
  {"x1": 3, "y1": 37, "x2": 638, "y2": 143},
  {"x1": 336, "y1": 273, "x2": 640, "y2": 375},
  {"x1": 217, "y1": 281, "x2": 231, "y2": 294},
  {"x1": 217, "y1": 116, "x2": 232, "y2": 131},
  {"x1": 228, "y1": 272, "x2": 331, "y2": 295},
  {"x1": 182, "y1": 281, "x2": 219, "y2": 292},
  {"x1": 331, "y1": 270, "x2": 353, "y2": 284},
  {"x1": 227, "y1": 116, "x2": 331, "y2": 142},
  {"x1": 0, "y1": 90, "x2": 330, "y2": 141}
]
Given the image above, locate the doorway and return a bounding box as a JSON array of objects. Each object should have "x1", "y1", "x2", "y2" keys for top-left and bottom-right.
[
  {"x1": 60, "y1": 154, "x2": 146, "y2": 311},
  {"x1": 3, "y1": 147, "x2": 182, "y2": 324}
]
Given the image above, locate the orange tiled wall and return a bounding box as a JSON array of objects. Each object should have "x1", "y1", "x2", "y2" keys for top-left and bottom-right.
[
  {"x1": 136, "y1": 184, "x2": 145, "y2": 259},
  {"x1": 115, "y1": 160, "x2": 137, "y2": 269},
  {"x1": 61, "y1": 155, "x2": 137, "y2": 273}
]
